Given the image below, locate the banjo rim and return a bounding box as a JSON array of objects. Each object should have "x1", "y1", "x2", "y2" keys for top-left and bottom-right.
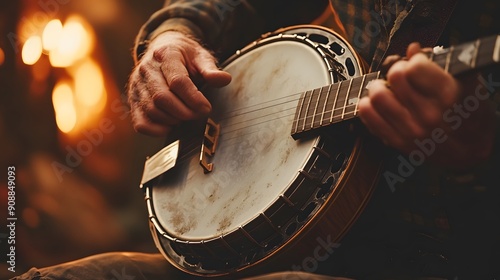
[{"x1": 144, "y1": 25, "x2": 376, "y2": 277}]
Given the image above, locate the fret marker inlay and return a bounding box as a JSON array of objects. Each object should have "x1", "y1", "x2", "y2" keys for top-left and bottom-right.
[{"x1": 457, "y1": 43, "x2": 475, "y2": 68}]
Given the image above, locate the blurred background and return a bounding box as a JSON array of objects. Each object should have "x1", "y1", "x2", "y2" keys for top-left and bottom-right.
[{"x1": 0, "y1": 1, "x2": 168, "y2": 278}]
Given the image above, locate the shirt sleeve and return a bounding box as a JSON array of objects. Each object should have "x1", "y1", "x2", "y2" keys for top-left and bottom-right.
[{"x1": 133, "y1": 0, "x2": 329, "y2": 63}]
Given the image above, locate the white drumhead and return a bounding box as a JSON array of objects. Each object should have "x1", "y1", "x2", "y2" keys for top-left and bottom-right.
[{"x1": 152, "y1": 40, "x2": 332, "y2": 240}]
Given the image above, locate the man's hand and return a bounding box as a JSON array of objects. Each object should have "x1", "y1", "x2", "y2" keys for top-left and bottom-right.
[
  {"x1": 358, "y1": 43, "x2": 496, "y2": 168},
  {"x1": 127, "y1": 31, "x2": 232, "y2": 136}
]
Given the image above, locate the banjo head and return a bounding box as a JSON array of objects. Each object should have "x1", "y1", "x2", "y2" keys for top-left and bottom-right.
[{"x1": 144, "y1": 25, "x2": 365, "y2": 276}]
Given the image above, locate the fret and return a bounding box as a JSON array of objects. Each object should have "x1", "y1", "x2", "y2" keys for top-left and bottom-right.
[
  {"x1": 319, "y1": 84, "x2": 333, "y2": 127},
  {"x1": 448, "y1": 43, "x2": 470, "y2": 75},
  {"x1": 302, "y1": 90, "x2": 315, "y2": 132},
  {"x1": 432, "y1": 51, "x2": 447, "y2": 70},
  {"x1": 448, "y1": 36, "x2": 500, "y2": 76},
  {"x1": 374, "y1": 71, "x2": 381, "y2": 83},
  {"x1": 353, "y1": 71, "x2": 380, "y2": 117},
  {"x1": 292, "y1": 90, "x2": 307, "y2": 134},
  {"x1": 329, "y1": 81, "x2": 341, "y2": 124},
  {"x1": 342, "y1": 77, "x2": 361, "y2": 119},
  {"x1": 356, "y1": 72, "x2": 381, "y2": 115},
  {"x1": 471, "y1": 39, "x2": 480, "y2": 69},
  {"x1": 310, "y1": 87, "x2": 324, "y2": 129},
  {"x1": 304, "y1": 89, "x2": 318, "y2": 130},
  {"x1": 429, "y1": 36, "x2": 500, "y2": 75},
  {"x1": 475, "y1": 35, "x2": 499, "y2": 73},
  {"x1": 340, "y1": 79, "x2": 353, "y2": 120},
  {"x1": 494, "y1": 35, "x2": 500, "y2": 63},
  {"x1": 353, "y1": 75, "x2": 366, "y2": 117},
  {"x1": 444, "y1": 46, "x2": 454, "y2": 73}
]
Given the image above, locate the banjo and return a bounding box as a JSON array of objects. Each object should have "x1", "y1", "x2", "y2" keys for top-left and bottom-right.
[{"x1": 140, "y1": 25, "x2": 499, "y2": 278}]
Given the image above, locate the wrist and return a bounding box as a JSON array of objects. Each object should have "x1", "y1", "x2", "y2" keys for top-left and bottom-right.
[{"x1": 134, "y1": 17, "x2": 204, "y2": 62}]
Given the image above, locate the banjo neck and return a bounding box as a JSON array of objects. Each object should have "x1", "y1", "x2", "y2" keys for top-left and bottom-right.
[{"x1": 291, "y1": 34, "x2": 500, "y2": 139}]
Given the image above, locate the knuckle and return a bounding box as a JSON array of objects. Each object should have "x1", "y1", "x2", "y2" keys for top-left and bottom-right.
[
  {"x1": 132, "y1": 122, "x2": 145, "y2": 133},
  {"x1": 406, "y1": 56, "x2": 428, "y2": 78},
  {"x1": 132, "y1": 115, "x2": 168, "y2": 136},
  {"x1": 169, "y1": 74, "x2": 189, "y2": 91},
  {"x1": 141, "y1": 102, "x2": 154, "y2": 116},
  {"x1": 152, "y1": 46, "x2": 169, "y2": 63},
  {"x1": 130, "y1": 112, "x2": 146, "y2": 131},
  {"x1": 138, "y1": 63, "x2": 151, "y2": 80},
  {"x1": 151, "y1": 92, "x2": 174, "y2": 112},
  {"x1": 152, "y1": 45, "x2": 183, "y2": 64},
  {"x1": 134, "y1": 123, "x2": 155, "y2": 136},
  {"x1": 421, "y1": 108, "x2": 442, "y2": 126},
  {"x1": 368, "y1": 89, "x2": 388, "y2": 109},
  {"x1": 386, "y1": 61, "x2": 406, "y2": 83},
  {"x1": 151, "y1": 92, "x2": 165, "y2": 106},
  {"x1": 176, "y1": 110, "x2": 195, "y2": 121},
  {"x1": 128, "y1": 89, "x2": 143, "y2": 106},
  {"x1": 152, "y1": 92, "x2": 193, "y2": 121}
]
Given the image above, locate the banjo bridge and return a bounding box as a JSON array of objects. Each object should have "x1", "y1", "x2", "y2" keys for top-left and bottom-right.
[{"x1": 199, "y1": 118, "x2": 221, "y2": 173}]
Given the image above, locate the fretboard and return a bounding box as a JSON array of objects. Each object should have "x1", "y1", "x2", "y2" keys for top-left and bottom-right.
[{"x1": 291, "y1": 34, "x2": 500, "y2": 139}]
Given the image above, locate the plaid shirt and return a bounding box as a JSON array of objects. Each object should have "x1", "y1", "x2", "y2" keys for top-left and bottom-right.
[
  {"x1": 134, "y1": 0, "x2": 500, "y2": 278},
  {"x1": 135, "y1": 0, "x2": 498, "y2": 68}
]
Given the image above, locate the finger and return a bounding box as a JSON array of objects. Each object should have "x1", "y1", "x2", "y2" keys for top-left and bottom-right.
[
  {"x1": 386, "y1": 59, "x2": 446, "y2": 128},
  {"x1": 141, "y1": 98, "x2": 182, "y2": 125},
  {"x1": 157, "y1": 49, "x2": 212, "y2": 115},
  {"x1": 128, "y1": 72, "x2": 179, "y2": 135},
  {"x1": 192, "y1": 49, "x2": 232, "y2": 88},
  {"x1": 398, "y1": 53, "x2": 459, "y2": 107},
  {"x1": 406, "y1": 42, "x2": 422, "y2": 58},
  {"x1": 380, "y1": 54, "x2": 402, "y2": 75},
  {"x1": 140, "y1": 64, "x2": 201, "y2": 121},
  {"x1": 409, "y1": 54, "x2": 459, "y2": 106},
  {"x1": 358, "y1": 96, "x2": 407, "y2": 151},
  {"x1": 365, "y1": 80, "x2": 426, "y2": 140},
  {"x1": 134, "y1": 62, "x2": 195, "y2": 120},
  {"x1": 130, "y1": 102, "x2": 173, "y2": 136},
  {"x1": 406, "y1": 42, "x2": 433, "y2": 58}
]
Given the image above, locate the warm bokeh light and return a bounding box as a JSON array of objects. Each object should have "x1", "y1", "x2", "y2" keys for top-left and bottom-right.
[
  {"x1": 22, "y1": 36, "x2": 43, "y2": 65},
  {"x1": 0, "y1": 47, "x2": 5, "y2": 66},
  {"x1": 52, "y1": 81, "x2": 77, "y2": 134},
  {"x1": 19, "y1": 14, "x2": 108, "y2": 134},
  {"x1": 42, "y1": 19, "x2": 63, "y2": 52},
  {"x1": 49, "y1": 16, "x2": 94, "y2": 68},
  {"x1": 74, "y1": 59, "x2": 105, "y2": 107}
]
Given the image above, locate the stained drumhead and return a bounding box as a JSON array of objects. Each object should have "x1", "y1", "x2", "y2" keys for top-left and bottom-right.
[{"x1": 151, "y1": 39, "x2": 332, "y2": 240}]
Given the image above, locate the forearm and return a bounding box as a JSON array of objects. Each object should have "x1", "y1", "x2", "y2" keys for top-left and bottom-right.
[{"x1": 134, "y1": 0, "x2": 329, "y2": 62}]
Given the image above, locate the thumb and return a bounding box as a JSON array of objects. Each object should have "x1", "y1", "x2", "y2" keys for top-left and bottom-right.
[{"x1": 193, "y1": 50, "x2": 232, "y2": 88}]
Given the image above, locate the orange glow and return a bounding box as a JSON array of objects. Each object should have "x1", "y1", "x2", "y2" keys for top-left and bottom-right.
[
  {"x1": 74, "y1": 59, "x2": 105, "y2": 107},
  {"x1": 42, "y1": 19, "x2": 63, "y2": 52},
  {"x1": 23, "y1": 208, "x2": 41, "y2": 228},
  {"x1": 49, "y1": 16, "x2": 94, "y2": 68},
  {"x1": 22, "y1": 36, "x2": 43, "y2": 65},
  {"x1": 18, "y1": 14, "x2": 47, "y2": 43},
  {"x1": 52, "y1": 81, "x2": 77, "y2": 134},
  {"x1": 0, "y1": 48, "x2": 4, "y2": 66}
]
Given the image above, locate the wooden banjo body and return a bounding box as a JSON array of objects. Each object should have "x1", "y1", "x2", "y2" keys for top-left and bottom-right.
[{"x1": 142, "y1": 25, "x2": 384, "y2": 278}]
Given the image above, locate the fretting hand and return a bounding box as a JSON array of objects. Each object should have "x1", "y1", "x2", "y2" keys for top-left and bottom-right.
[{"x1": 358, "y1": 43, "x2": 496, "y2": 168}]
